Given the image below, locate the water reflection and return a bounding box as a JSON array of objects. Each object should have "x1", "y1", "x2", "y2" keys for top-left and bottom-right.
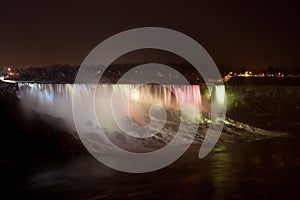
[
  {"x1": 6, "y1": 138, "x2": 297, "y2": 200},
  {"x1": 210, "y1": 146, "x2": 230, "y2": 200}
]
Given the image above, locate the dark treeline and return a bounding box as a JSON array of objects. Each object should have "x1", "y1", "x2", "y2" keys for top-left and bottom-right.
[{"x1": 3, "y1": 63, "x2": 205, "y2": 84}]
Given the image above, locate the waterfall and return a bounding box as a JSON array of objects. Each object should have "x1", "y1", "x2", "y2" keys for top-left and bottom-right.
[
  {"x1": 15, "y1": 83, "x2": 288, "y2": 149},
  {"x1": 16, "y1": 83, "x2": 204, "y2": 131}
]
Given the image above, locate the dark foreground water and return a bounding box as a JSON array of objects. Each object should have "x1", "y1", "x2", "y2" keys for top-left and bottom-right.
[{"x1": 2, "y1": 136, "x2": 299, "y2": 200}]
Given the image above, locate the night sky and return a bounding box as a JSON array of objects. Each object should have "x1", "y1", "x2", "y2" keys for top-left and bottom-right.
[{"x1": 0, "y1": 0, "x2": 299, "y2": 72}]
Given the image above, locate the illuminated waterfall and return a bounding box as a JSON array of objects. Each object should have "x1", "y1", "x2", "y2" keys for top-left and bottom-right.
[
  {"x1": 17, "y1": 83, "x2": 203, "y2": 109},
  {"x1": 17, "y1": 83, "x2": 205, "y2": 130},
  {"x1": 15, "y1": 83, "x2": 289, "y2": 148}
]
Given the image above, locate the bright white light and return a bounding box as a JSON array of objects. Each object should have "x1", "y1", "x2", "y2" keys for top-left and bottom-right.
[
  {"x1": 131, "y1": 89, "x2": 140, "y2": 101},
  {"x1": 215, "y1": 85, "x2": 225, "y2": 104}
]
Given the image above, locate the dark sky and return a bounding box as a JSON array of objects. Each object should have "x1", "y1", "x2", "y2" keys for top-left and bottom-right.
[{"x1": 0, "y1": 0, "x2": 299, "y2": 71}]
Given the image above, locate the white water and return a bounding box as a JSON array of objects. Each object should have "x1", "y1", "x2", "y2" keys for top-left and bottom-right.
[{"x1": 16, "y1": 83, "x2": 205, "y2": 130}]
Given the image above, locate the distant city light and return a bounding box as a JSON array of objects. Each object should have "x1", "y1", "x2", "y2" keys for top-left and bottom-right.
[{"x1": 223, "y1": 69, "x2": 298, "y2": 82}]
